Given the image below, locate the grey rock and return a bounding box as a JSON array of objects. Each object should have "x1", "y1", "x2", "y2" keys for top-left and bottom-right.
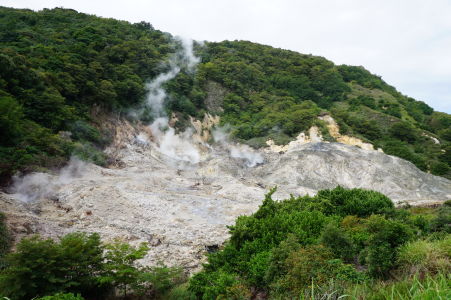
[{"x1": 1, "y1": 141, "x2": 449, "y2": 272}]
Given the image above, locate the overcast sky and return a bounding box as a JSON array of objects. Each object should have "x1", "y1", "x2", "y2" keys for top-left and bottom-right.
[{"x1": 2, "y1": 0, "x2": 451, "y2": 113}]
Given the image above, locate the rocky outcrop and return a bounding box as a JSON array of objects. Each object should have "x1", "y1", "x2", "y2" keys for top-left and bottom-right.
[
  {"x1": 190, "y1": 114, "x2": 221, "y2": 143},
  {"x1": 258, "y1": 142, "x2": 450, "y2": 204},
  {"x1": 265, "y1": 114, "x2": 382, "y2": 153},
  {"x1": 265, "y1": 126, "x2": 323, "y2": 153},
  {"x1": 204, "y1": 81, "x2": 227, "y2": 113},
  {"x1": 318, "y1": 114, "x2": 378, "y2": 151},
  {"x1": 2, "y1": 120, "x2": 450, "y2": 272}
]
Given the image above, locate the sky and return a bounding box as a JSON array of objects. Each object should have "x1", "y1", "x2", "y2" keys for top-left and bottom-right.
[{"x1": 2, "y1": 0, "x2": 451, "y2": 113}]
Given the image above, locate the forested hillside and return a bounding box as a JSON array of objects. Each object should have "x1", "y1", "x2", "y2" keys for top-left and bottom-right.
[
  {"x1": 1, "y1": 6, "x2": 450, "y2": 183},
  {"x1": 179, "y1": 41, "x2": 451, "y2": 177},
  {"x1": 0, "y1": 7, "x2": 172, "y2": 183},
  {"x1": 1, "y1": 7, "x2": 450, "y2": 300}
]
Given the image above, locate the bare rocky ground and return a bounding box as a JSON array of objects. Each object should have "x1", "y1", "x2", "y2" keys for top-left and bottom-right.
[{"x1": 1, "y1": 123, "x2": 450, "y2": 272}]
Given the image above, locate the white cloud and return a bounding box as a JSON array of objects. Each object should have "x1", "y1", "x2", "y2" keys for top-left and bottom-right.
[{"x1": 3, "y1": 0, "x2": 451, "y2": 112}]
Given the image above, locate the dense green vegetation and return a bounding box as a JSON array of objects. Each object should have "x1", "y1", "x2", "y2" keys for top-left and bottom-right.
[
  {"x1": 0, "y1": 189, "x2": 449, "y2": 299},
  {"x1": 1, "y1": 6, "x2": 450, "y2": 300},
  {"x1": 1, "y1": 6, "x2": 450, "y2": 181},
  {"x1": 180, "y1": 41, "x2": 450, "y2": 177},
  {"x1": 0, "y1": 232, "x2": 187, "y2": 300},
  {"x1": 0, "y1": 6, "x2": 172, "y2": 183},
  {"x1": 0, "y1": 212, "x2": 11, "y2": 268},
  {"x1": 188, "y1": 187, "x2": 450, "y2": 299}
]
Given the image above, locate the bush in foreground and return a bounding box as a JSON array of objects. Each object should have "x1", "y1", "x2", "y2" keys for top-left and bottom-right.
[
  {"x1": 0, "y1": 233, "x2": 185, "y2": 300},
  {"x1": 188, "y1": 187, "x2": 450, "y2": 299}
]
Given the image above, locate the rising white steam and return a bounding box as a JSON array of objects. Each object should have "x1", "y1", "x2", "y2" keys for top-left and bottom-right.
[
  {"x1": 145, "y1": 37, "x2": 200, "y2": 118},
  {"x1": 230, "y1": 145, "x2": 264, "y2": 167},
  {"x1": 139, "y1": 38, "x2": 263, "y2": 168},
  {"x1": 134, "y1": 132, "x2": 150, "y2": 147},
  {"x1": 212, "y1": 126, "x2": 264, "y2": 167},
  {"x1": 11, "y1": 157, "x2": 87, "y2": 202},
  {"x1": 180, "y1": 38, "x2": 200, "y2": 72},
  {"x1": 212, "y1": 125, "x2": 230, "y2": 144},
  {"x1": 146, "y1": 67, "x2": 180, "y2": 118},
  {"x1": 150, "y1": 117, "x2": 200, "y2": 164},
  {"x1": 142, "y1": 37, "x2": 203, "y2": 165}
]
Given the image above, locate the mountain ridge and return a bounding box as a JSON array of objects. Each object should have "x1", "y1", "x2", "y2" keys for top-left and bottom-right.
[{"x1": 0, "y1": 6, "x2": 450, "y2": 183}]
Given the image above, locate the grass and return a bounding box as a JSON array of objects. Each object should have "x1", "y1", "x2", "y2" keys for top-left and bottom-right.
[
  {"x1": 283, "y1": 272, "x2": 450, "y2": 300},
  {"x1": 397, "y1": 238, "x2": 450, "y2": 275},
  {"x1": 343, "y1": 273, "x2": 450, "y2": 300}
]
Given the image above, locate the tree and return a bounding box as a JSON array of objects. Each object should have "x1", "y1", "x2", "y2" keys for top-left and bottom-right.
[
  {"x1": 58, "y1": 233, "x2": 106, "y2": 296},
  {"x1": 0, "y1": 96, "x2": 24, "y2": 146},
  {"x1": 0, "y1": 233, "x2": 105, "y2": 300},
  {"x1": 389, "y1": 121, "x2": 418, "y2": 143},
  {"x1": 0, "y1": 212, "x2": 11, "y2": 268},
  {"x1": 365, "y1": 215, "x2": 413, "y2": 278},
  {"x1": 100, "y1": 241, "x2": 149, "y2": 298},
  {"x1": 0, "y1": 236, "x2": 64, "y2": 299}
]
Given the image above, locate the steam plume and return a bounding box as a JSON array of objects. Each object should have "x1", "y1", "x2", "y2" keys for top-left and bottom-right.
[
  {"x1": 230, "y1": 145, "x2": 264, "y2": 167},
  {"x1": 141, "y1": 37, "x2": 202, "y2": 165},
  {"x1": 11, "y1": 157, "x2": 87, "y2": 202},
  {"x1": 212, "y1": 126, "x2": 264, "y2": 167}
]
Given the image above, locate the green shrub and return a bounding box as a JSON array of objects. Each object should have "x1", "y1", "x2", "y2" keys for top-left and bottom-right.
[
  {"x1": 430, "y1": 206, "x2": 451, "y2": 233},
  {"x1": 430, "y1": 161, "x2": 450, "y2": 176},
  {"x1": 0, "y1": 212, "x2": 11, "y2": 267},
  {"x1": 282, "y1": 245, "x2": 335, "y2": 293},
  {"x1": 397, "y1": 237, "x2": 450, "y2": 276},
  {"x1": 166, "y1": 283, "x2": 196, "y2": 300},
  {"x1": 71, "y1": 142, "x2": 107, "y2": 166},
  {"x1": 320, "y1": 223, "x2": 354, "y2": 261},
  {"x1": 67, "y1": 121, "x2": 108, "y2": 146},
  {"x1": 390, "y1": 121, "x2": 418, "y2": 143},
  {"x1": 316, "y1": 186, "x2": 394, "y2": 217},
  {"x1": 189, "y1": 188, "x2": 415, "y2": 299},
  {"x1": 189, "y1": 269, "x2": 241, "y2": 300},
  {"x1": 365, "y1": 215, "x2": 414, "y2": 278},
  {"x1": 264, "y1": 234, "x2": 301, "y2": 285},
  {"x1": 36, "y1": 293, "x2": 84, "y2": 300},
  {"x1": 0, "y1": 233, "x2": 106, "y2": 300},
  {"x1": 136, "y1": 264, "x2": 186, "y2": 298}
]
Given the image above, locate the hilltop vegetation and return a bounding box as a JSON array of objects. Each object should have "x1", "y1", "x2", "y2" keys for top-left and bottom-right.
[
  {"x1": 0, "y1": 6, "x2": 450, "y2": 183},
  {"x1": 176, "y1": 41, "x2": 450, "y2": 177}
]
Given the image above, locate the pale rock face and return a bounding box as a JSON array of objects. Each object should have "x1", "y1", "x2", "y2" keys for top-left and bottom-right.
[
  {"x1": 318, "y1": 114, "x2": 377, "y2": 151},
  {"x1": 265, "y1": 114, "x2": 380, "y2": 153},
  {"x1": 190, "y1": 113, "x2": 221, "y2": 143},
  {"x1": 2, "y1": 118, "x2": 450, "y2": 273},
  {"x1": 265, "y1": 126, "x2": 323, "y2": 153},
  {"x1": 422, "y1": 132, "x2": 440, "y2": 144}
]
